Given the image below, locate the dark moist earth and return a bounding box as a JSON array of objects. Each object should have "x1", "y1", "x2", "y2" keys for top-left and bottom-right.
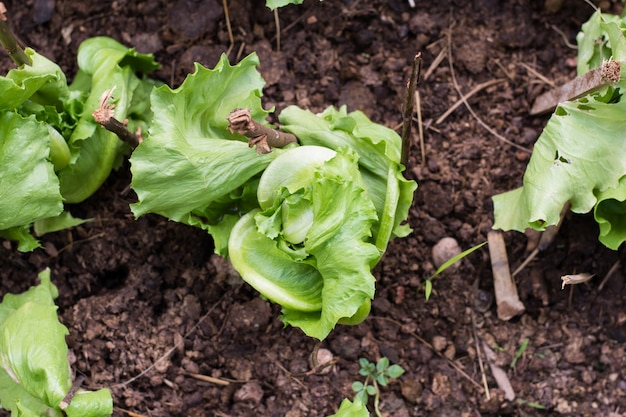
[{"x1": 2, "y1": 0, "x2": 626, "y2": 416}]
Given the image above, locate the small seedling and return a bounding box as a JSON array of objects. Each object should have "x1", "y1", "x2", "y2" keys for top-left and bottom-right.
[
  {"x1": 424, "y1": 242, "x2": 486, "y2": 300},
  {"x1": 517, "y1": 398, "x2": 546, "y2": 410},
  {"x1": 352, "y1": 357, "x2": 404, "y2": 417},
  {"x1": 510, "y1": 338, "x2": 529, "y2": 369}
]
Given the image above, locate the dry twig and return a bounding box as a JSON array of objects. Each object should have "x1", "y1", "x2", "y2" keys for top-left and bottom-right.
[
  {"x1": 114, "y1": 290, "x2": 232, "y2": 388},
  {"x1": 114, "y1": 407, "x2": 149, "y2": 417},
  {"x1": 372, "y1": 316, "x2": 484, "y2": 392},
  {"x1": 435, "y1": 78, "x2": 506, "y2": 126},
  {"x1": 519, "y1": 62, "x2": 557, "y2": 88},
  {"x1": 415, "y1": 89, "x2": 425, "y2": 165},
  {"x1": 512, "y1": 203, "x2": 569, "y2": 278},
  {"x1": 188, "y1": 373, "x2": 231, "y2": 386},
  {"x1": 59, "y1": 375, "x2": 85, "y2": 410},
  {"x1": 445, "y1": 28, "x2": 531, "y2": 154},
  {"x1": 222, "y1": 0, "x2": 234, "y2": 56},
  {"x1": 274, "y1": 9, "x2": 281, "y2": 51},
  {"x1": 598, "y1": 260, "x2": 621, "y2": 292},
  {"x1": 470, "y1": 306, "x2": 490, "y2": 400},
  {"x1": 422, "y1": 43, "x2": 446, "y2": 81},
  {"x1": 401, "y1": 53, "x2": 422, "y2": 166},
  {"x1": 488, "y1": 231, "x2": 525, "y2": 320}
]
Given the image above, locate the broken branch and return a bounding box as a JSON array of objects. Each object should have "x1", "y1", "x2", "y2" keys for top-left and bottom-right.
[
  {"x1": 530, "y1": 60, "x2": 621, "y2": 115},
  {"x1": 227, "y1": 108, "x2": 297, "y2": 154},
  {"x1": 401, "y1": 52, "x2": 422, "y2": 167},
  {"x1": 488, "y1": 230, "x2": 525, "y2": 321}
]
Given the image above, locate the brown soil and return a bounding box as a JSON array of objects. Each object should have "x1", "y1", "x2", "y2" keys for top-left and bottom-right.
[{"x1": 2, "y1": 0, "x2": 626, "y2": 416}]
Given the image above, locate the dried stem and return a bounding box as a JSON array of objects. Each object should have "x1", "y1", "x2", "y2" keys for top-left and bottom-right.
[
  {"x1": 92, "y1": 88, "x2": 142, "y2": 149},
  {"x1": 227, "y1": 108, "x2": 297, "y2": 154},
  {"x1": 274, "y1": 9, "x2": 281, "y2": 51},
  {"x1": 0, "y1": 3, "x2": 31, "y2": 66},
  {"x1": 401, "y1": 52, "x2": 422, "y2": 167},
  {"x1": 59, "y1": 375, "x2": 85, "y2": 410},
  {"x1": 530, "y1": 60, "x2": 622, "y2": 115},
  {"x1": 222, "y1": 0, "x2": 234, "y2": 56}
]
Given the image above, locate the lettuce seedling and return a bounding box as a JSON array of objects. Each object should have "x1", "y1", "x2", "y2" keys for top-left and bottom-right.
[
  {"x1": 0, "y1": 36, "x2": 158, "y2": 251},
  {"x1": 0, "y1": 269, "x2": 113, "y2": 417},
  {"x1": 493, "y1": 9, "x2": 626, "y2": 250},
  {"x1": 130, "y1": 53, "x2": 416, "y2": 340}
]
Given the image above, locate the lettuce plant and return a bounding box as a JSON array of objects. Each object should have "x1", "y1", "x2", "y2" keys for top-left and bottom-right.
[
  {"x1": 130, "y1": 53, "x2": 416, "y2": 340},
  {"x1": 493, "y1": 9, "x2": 626, "y2": 250},
  {"x1": 0, "y1": 37, "x2": 158, "y2": 251},
  {"x1": 0, "y1": 269, "x2": 112, "y2": 417}
]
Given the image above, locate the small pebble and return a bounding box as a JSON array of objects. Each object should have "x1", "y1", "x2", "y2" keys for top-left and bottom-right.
[
  {"x1": 432, "y1": 335, "x2": 447, "y2": 352},
  {"x1": 233, "y1": 381, "x2": 264, "y2": 404},
  {"x1": 311, "y1": 348, "x2": 334, "y2": 374},
  {"x1": 432, "y1": 237, "x2": 462, "y2": 270}
]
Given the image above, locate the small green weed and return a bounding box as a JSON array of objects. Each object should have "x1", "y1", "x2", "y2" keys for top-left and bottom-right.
[
  {"x1": 510, "y1": 338, "x2": 529, "y2": 369},
  {"x1": 517, "y1": 398, "x2": 546, "y2": 410},
  {"x1": 352, "y1": 357, "x2": 404, "y2": 417},
  {"x1": 424, "y1": 242, "x2": 486, "y2": 300}
]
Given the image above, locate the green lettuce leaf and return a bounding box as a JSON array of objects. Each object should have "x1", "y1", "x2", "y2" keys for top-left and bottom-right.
[
  {"x1": 1, "y1": 37, "x2": 158, "y2": 250},
  {"x1": 266, "y1": 0, "x2": 303, "y2": 10},
  {"x1": 594, "y1": 175, "x2": 626, "y2": 250},
  {"x1": 0, "y1": 269, "x2": 112, "y2": 417},
  {"x1": 278, "y1": 105, "x2": 416, "y2": 254},
  {"x1": 0, "y1": 48, "x2": 69, "y2": 112},
  {"x1": 492, "y1": 9, "x2": 626, "y2": 249},
  {"x1": 0, "y1": 112, "x2": 63, "y2": 231},
  {"x1": 58, "y1": 37, "x2": 159, "y2": 203},
  {"x1": 33, "y1": 212, "x2": 91, "y2": 237},
  {"x1": 229, "y1": 146, "x2": 379, "y2": 340},
  {"x1": 64, "y1": 389, "x2": 113, "y2": 417},
  {"x1": 130, "y1": 53, "x2": 277, "y2": 255},
  {"x1": 326, "y1": 397, "x2": 370, "y2": 417},
  {"x1": 0, "y1": 226, "x2": 42, "y2": 252}
]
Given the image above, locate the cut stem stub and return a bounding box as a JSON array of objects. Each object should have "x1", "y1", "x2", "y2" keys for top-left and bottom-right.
[
  {"x1": 227, "y1": 108, "x2": 297, "y2": 154},
  {"x1": 0, "y1": 2, "x2": 32, "y2": 66},
  {"x1": 92, "y1": 88, "x2": 142, "y2": 149},
  {"x1": 530, "y1": 60, "x2": 621, "y2": 115}
]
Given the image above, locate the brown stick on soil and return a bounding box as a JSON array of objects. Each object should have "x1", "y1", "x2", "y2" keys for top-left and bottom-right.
[
  {"x1": 401, "y1": 52, "x2": 422, "y2": 167},
  {"x1": 228, "y1": 108, "x2": 297, "y2": 154},
  {"x1": 487, "y1": 230, "x2": 525, "y2": 321},
  {"x1": 0, "y1": 2, "x2": 32, "y2": 66},
  {"x1": 92, "y1": 88, "x2": 142, "y2": 149},
  {"x1": 530, "y1": 60, "x2": 622, "y2": 115}
]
